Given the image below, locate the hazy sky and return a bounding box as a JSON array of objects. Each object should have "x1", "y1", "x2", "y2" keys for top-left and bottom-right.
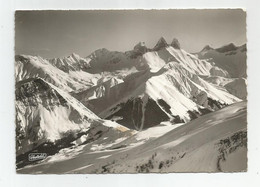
[{"x1": 15, "y1": 9, "x2": 246, "y2": 58}]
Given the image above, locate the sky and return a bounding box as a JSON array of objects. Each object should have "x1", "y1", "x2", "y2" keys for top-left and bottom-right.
[{"x1": 15, "y1": 9, "x2": 246, "y2": 58}]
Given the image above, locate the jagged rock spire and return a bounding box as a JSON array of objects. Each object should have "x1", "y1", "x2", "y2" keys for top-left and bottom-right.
[
  {"x1": 153, "y1": 37, "x2": 168, "y2": 51},
  {"x1": 171, "y1": 38, "x2": 181, "y2": 49}
]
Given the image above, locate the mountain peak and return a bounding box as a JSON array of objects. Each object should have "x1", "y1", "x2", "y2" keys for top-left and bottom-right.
[
  {"x1": 134, "y1": 41, "x2": 146, "y2": 48},
  {"x1": 240, "y1": 44, "x2": 247, "y2": 52},
  {"x1": 153, "y1": 37, "x2": 168, "y2": 51},
  {"x1": 216, "y1": 43, "x2": 237, "y2": 53},
  {"x1": 201, "y1": 45, "x2": 213, "y2": 52},
  {"x1": 68, "y1": 52, "x2": 81, "y2": 59},
  {"x1": 15, "y1": 54, "x2": 29, "y2": 62},
  {"x1": 133, "y1": 42, "x2": 148, "y2": 54},
  {"x1": 157, "y1": 37, "x2": 167, "y2": 45},
  {"x1": 171, "y1": 38, "x2": 181, "y2": 49},
  {"x1": 91, "y1": 48, "x2": 110, "y2": 56},
  {"x1": 225, "y1": 43, "x2": 237, "y2": 49}
]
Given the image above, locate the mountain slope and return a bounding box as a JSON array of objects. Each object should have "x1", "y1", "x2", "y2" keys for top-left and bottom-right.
[
  {"x1": 15, "y1": 78, "x2": 130, "y2": 158},
  {"x1": 72, "y1": 77, "x2": 124, "y2": 102},
  {"x1": 15, "y1": 55, "x2": 102, "y2": 92},
  {"x1": 203, "y1": 76, "x2": 247, "y2": 100},
  {"x1": 49, "y1": 53, "x2": 91, "y2": 72},
  {"x1": 15, "y1": 40, "x2": 243, "y2": 132},
  {"x1": 136, "y1": 45, "x2": 229, "y2": 77},
  {"x1": 75, "y1": 59, "x2": 240, "y2": 130},
  {"x1": 66, "y1": 40, "x2": 241, "y2": 130},
  {"x1": 17, "y1": 101, "x2": 247, "y2": 174}
]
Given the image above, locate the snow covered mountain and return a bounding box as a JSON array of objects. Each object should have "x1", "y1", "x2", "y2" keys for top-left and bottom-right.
[
  {"x1": 15, "y1": 77, "x2": 131, "y2": 168},
  {"x1": 81, "y1": 62, "x2": 240, "y2": 130},
  {"x1": 71, "y1": 38, "x2": 241, "y2": 130},
  {"x1": 15, "y1": 37, "x2": 247, "y2": 172},
  {"x1": 49, "y1": 53, "x2": 91, "y2": 72},
  {"x1": 195, "y1": 43, "x2": 247, "y2": 99},
  {"x1": 15, "y1": 54, "x2": 99, "y2": 92},
  {"x1": 15, "y1": 38, "x2": 244, "y2": 132}
]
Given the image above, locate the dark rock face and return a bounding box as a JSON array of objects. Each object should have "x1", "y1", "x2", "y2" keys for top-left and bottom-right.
[
  {"x1": 143, "y1": 98, "x2": 170, "y2": 129},
  {"x1": 171, "y1": 38, "x2": 181, "y2": 49},
  {"x1": 157, "y1": 99, "x2": 172, "y2": 115},
  {"x1": 86, "y1": 49, "x2": 136, "y2": 73},
  {"x1": 15, "y1": 78, "x2": 67, "y2": 107},
  {"x1": 106, "y1": 97, "x2": 170, "y2": 130},
  {"x1": 15, "y1": 55, "x2": 30, "y2": 62},
  {"x1": 153, "y1": 37, "x2": 169, "y2": 51},
  {"x1": 207, "y1": 97, "x2": 227, "y2": 110},
  {"x1": 216, "y1": 131, "x2": 247, "y2": 172}
]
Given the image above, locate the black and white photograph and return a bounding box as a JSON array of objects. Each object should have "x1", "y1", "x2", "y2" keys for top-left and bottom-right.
[{"x1": 14, "y1": 9, "x2": 247, "y2": 174}]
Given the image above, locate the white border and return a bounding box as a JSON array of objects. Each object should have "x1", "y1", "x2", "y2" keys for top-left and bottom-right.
[{"x1": 1, "y1": 0, "x2": 260, "y2": 187}]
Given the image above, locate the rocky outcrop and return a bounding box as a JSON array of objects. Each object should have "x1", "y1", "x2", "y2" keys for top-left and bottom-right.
[
  {"x1": 171, "y1": 38, "x2": 181, "y2": 49},
  {"x1": 153, "y1": 37, "x2": 169, "y2": 51}
]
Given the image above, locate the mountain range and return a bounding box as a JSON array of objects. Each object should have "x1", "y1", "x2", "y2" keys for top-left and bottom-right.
[{"x1": 15, "y1": 37, "x2": 247, "y2": 173}]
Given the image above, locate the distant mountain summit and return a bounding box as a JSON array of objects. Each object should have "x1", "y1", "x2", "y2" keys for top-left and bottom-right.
[
  {"x1": 196, "y1": 43, "x2": 247, "y2": 78},
  {"x1": 201, "y1": 45, "x2": 213, "y2": 52},
  {"x1": 49, "y1": 52, "x2": 91, "y2": 72},
  {"x1": 153, "y1": 37, "x2": 169, "y2": 51},
  {"x1": 216, "y1": 43, "x2": 238, "y2": 53},
  {"x1": 134, "y1": 42, "x2": 148, "y2": 53},
  {"x1": 171, "y1": 38, "x2": 181, "y2": 49}
]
